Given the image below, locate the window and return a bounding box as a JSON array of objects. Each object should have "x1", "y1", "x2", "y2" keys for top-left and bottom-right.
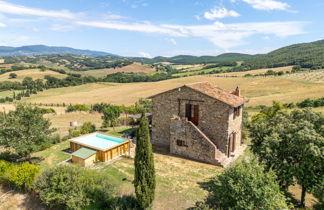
[
  {"x1": 233, "y1": 106, "x2": 241, "y2": 119},
  {"x1": 176, "y1": 140, "x2": 187, "y2": 147}
]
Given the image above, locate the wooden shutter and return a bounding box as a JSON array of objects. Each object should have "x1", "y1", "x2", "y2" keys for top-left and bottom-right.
[{"x1": 193, "y1": 105, "x2": 199, "y2": 126}]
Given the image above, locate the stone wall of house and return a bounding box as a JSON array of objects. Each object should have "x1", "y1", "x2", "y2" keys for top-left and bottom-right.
[
  {"x1": 228, "y1": 105, "x2": 243, "y2": 153},
  {"x1": 151, "y1": 86, "x2": 233, "y2": 153},
  {"x1": 169, "y1": 118, "x2": 222, "y2": 165}
]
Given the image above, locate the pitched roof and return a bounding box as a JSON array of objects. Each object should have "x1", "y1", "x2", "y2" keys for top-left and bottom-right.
[
  {"x1": 149, "y1": 82, "x2": 248, "y2": 107},
  {"x1": 72, "y1": 147, "x2": 97, "y2": 159}
]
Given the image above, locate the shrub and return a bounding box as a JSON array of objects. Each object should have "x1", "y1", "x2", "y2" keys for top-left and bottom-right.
[
  {"x1": 111, "y1": 195, "x2": 140, "y2": 210},
  {"x1": 69, "y1": 128, "x2": 81, "y2": 138},
  {"x1": 40, "y1": 108, "x2": 56, "y2": 114},
  {"x1": 6, "y1": 162, "x2": 40, "y2": 191},
  {"x1": 50, "y1": 134, "x2": 62, "y2": 144},
  {"x1": 9, "y1": 73, "x2": 17, "y2": 79},
  {"x1": 34, "y1": 165, "x2": 116, "y2": 210},
  {"x1": 0, "y1": 161, "x2": 39, "y2": 192},
  {"x1": 0, "y1": 160, "x2": 12, "y2": 176},
  {"x1": 80, "y1": 122, "x2": 96, "y2": 134},
  {"x1": 66, "y1": 104, "x2": 90, "y2": 112},
  {"x1": 205, "y1": 159, "x2": 290, "y2": 209}
]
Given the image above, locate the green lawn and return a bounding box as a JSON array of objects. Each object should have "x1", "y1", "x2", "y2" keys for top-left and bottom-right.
[
  {"x1": 0, "y1": 90, "x2": 14, "y2": 98},
  {"x1": 32, "y1": 141, "x2": 70, "y2": 168}
]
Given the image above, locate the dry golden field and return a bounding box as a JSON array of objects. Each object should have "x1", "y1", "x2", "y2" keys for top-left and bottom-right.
[
  {"x1": 0, "y1": 68, "x2": 66, "y2": 82},
  {"x1": 20, "y1": 72, "x2": 324, "y2": 107},
  {"x1": 283, "y1": 70, "x2": 324, "y2": 83}
]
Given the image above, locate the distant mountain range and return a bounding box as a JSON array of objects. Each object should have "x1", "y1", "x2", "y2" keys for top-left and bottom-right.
[
  {"x1": 1, "y1": 39, "x2": 324, "y2": 68},
  {"x1": 0, "y1": 45, "x2": 117, "y2": 57}
]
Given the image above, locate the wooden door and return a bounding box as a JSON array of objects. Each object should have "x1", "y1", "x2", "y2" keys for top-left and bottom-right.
[{"x1": 192, "y1": 105, "x2": 199, "y2": 126}]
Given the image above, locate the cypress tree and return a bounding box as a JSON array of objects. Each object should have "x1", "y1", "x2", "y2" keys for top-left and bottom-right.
[{"x1": 134, "y1": 114, "x2": 156, "y2": 209}]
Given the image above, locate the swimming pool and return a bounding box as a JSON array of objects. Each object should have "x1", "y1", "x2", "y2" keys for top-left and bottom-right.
[{"x1": 71, "y1": 133, "x2": 127, "y2": 151}]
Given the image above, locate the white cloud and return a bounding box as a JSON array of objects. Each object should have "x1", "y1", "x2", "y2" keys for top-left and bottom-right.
[
  {"x1": 242, "y1": 0, "x2": 290, "y2": 11},
  {"x1": 262, "y1": 36, "x2": 270, "y2": 40},
  {"x1": 138, "y1": 52, "x2": 152, "y2": 58},
  {"x1": 163, "y1": 21, "x2": 306, "y2": 49},
  {"x1": 76, "y1": 20, "x2": 187, "y2": 37},
  {"x1": 103, "y1": 13, "x2": 127, "y2": 20},
  {"x1": 165, "y1": 38, "x2": 177, "y2": 45},
  {"x1": 194, "y1": 15, "x2": 201, "y2": 21},
  {"x1": 0, "y1": 1, "x2": 77, "y2": 19},
  {"x1": 0, "y1": 22, "x2": 6, "y2": 27},
  {"x1": 50, "y1": 24, "x2": 76, "y2": 32},
  {"x1": 204, "y1": 7, "x2": 240, "y2": 20},
  {"x1": 0, "y1": 0, "x2": 304, "y2": 50},
  {"x1": 76, "y1": 19, "x2": 306, "y2": 49}
]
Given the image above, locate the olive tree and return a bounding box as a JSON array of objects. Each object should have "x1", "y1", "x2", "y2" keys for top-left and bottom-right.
[
  {"x1": 0, "y1": 105, "x2": 56, "y2": 159},
  {"x1": 249, "y1": 104, "x2": 324, "y2": 207}
]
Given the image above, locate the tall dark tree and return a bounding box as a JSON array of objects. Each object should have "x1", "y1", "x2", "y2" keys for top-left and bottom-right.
[{"x1": 134, "y1": 114, "x2": 156, "y2": 209}]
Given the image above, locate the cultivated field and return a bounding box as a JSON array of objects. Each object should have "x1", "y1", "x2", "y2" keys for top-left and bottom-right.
[
  {"x1": 0, "y1": 68, "x2": 66, "y2": 82},
  {"x1": 283, "y1": 70, "x2": 324, "y2": 83},
  {"x1": 218, "y1": 66, "x2": 293, "y2": 77},
  {"x1": 20, "y1": 71, "x2": 324, "y2": 107},
  {"x1": 80, "y1": 62, "x2": 156, "y2": 77}
]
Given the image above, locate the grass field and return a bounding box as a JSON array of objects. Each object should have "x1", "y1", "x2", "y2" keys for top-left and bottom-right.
[
  {"x1": 31, "y1": 126, "x2": 223, "y2": 210},
  {"x1": 46, "y1": 111, "x2": 103, "y2": 136},
  {"x1": 0, "y1": 68, "x2": 67, "y2": 82},
  {"x1": 0, "y1": 90, "x2": 14, "y2": 98},
  {"x1": 80, "y1": 62, "x2": 156, "y2": 77},
  {"x1": 20, "y1": 72, "x2": 324, "y2": 107},
  {"x1": 30, "y1": 125, "x2": 317, "y2": 209}
]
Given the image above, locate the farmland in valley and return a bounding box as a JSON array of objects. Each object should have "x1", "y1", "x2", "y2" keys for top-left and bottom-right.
[
  {"x1": 19, "y1": 70, "x2": 324, "y2": 107},
  {"x1": 0, "y1": 68, "x2": 66, "y2": 82}
]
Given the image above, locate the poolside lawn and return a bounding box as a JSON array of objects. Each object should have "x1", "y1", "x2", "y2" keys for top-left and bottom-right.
[
  {"x1": 31, "y1": 126, "x2": 318, "y2": 209},
  {"x1": 31, "y1": 126, "x2": 221, "y2": 210}
]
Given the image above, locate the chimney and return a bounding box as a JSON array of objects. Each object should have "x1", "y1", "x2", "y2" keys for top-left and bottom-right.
[{"x1": 232, "y1": 86, "x2": 240, "y2": 96}]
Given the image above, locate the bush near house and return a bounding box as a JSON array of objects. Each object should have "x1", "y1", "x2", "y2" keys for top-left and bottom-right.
[
  {"x1": 193, "y1": 159, "x2": 290, "y2": 209},
  {"x1": 80, "y1": 122, "x2": 96, "y2": 134},
  {"x1": 34, "y1": 165, "x2": 117, "y2": 210},
  {"x1": 0, "y1": 160, "x2": 40, "y2": 192}
]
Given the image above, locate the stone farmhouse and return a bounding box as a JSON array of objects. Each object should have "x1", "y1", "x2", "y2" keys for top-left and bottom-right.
[{"x1": 149, "y1": 82, "x2": 248, "y2": 167}]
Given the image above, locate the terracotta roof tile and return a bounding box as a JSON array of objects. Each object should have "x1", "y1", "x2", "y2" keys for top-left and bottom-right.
[{"x1": 184, "y1": 82, "x2": 247, "y2": 107}]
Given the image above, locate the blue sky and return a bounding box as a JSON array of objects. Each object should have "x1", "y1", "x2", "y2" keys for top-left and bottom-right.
[{"x1": 0, "y1": 0, "x2": 323, "y2": 57}]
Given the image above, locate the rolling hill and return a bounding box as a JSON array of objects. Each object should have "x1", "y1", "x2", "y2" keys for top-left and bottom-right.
[
  {"x1": 242, "y1": 39, "x2": 324, "y2": 69},
  {"x1": 131, "y1": 53, "x2": 252, "y2": 65},
  {"x1": 0, "y1": 45, "x2": 117, "y2": 57}
]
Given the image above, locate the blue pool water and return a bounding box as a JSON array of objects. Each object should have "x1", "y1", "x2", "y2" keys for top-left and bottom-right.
[{"x1": 72, "y1": 133, "x2": 127, "y2": 150}]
